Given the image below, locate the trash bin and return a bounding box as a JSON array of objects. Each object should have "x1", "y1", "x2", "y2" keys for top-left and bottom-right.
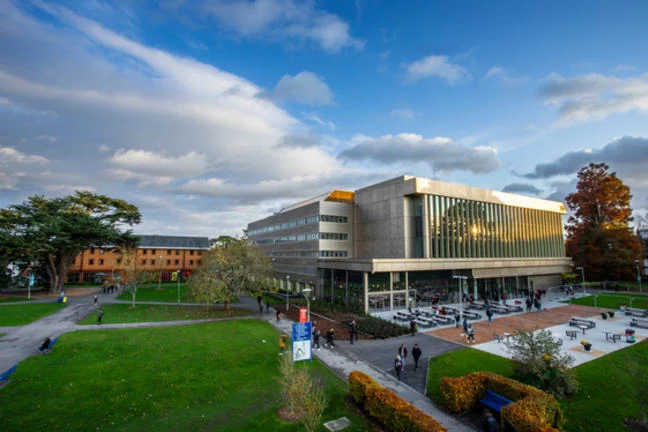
[
  {"x1": 620, "y1": 303, "x2": 626, "y2": 312},
  {"x1": 626, "y1": 328, "x2": 636, "y2": 343}
]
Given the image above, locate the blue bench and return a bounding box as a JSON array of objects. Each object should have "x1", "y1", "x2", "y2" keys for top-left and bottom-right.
[
  {"x1": 0, "y1": 364, "x2": 17, "y2": 383},
  {"x1": 480, "y1": 390, "x2": 513, "y2": 413}
]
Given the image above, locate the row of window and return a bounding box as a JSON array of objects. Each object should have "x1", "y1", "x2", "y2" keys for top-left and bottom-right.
[
  {"x1": 270, "y1": 251, "x2": 319, "y2": 257},
  {"x1": 88, "y1": 248, "x2": 202, "y2": 256},
  {"x1": 249, "y1": 214, "x2": 348, "y2": 236},
  {"x1": 140, "y1": 259, "x2": 201, "y2": 266},
  {"x1": 254, "y1": 232, "x2": 349, "y2": 245},
  {"x1": 319, "y1": 250, "x2": 348, "y2": 257}
]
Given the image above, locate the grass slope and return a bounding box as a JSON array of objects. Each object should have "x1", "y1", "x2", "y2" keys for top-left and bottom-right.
[
  {"x1": 115, "y1": 282, "x2": 197, "y2": 303},
  {"x1": 78, "y1": 304, "x2": 253, "y2": 325},
  {"x1": 0, "y1": 321, "x2": 371, "y2": 432},
  {"x1": 566, "y1": 293, "x2": 648, "y2": 310},
  {"x1": 0, "y1": 297, "x2": 32, "y2": 303},
  {"x1": 0, "y1": 303, "x2": 67, "y2": 326}
]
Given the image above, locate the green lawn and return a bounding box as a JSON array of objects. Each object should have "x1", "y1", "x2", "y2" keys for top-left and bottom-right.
[
  {"x1": 0, "y1": 321, "x2": 372, "y2": 432},
  {"x1": 115, "y1": 282, "x2": 196, "y2": 303},
  {"x1": 425, "y1": 342, "x2": 648, "y2": 432},
  {"x1": 0, "y1": 303, "x2": 67, "y2": 326},
  {"x1": 566, "y1": 293, "x2": 648, "y2": 310},
  {"x1": 0, "y1": 297, "x2": 32, "y2": 303},
  {"x1": 79, "y1": 304, "x2": 253, "y2": 325}
]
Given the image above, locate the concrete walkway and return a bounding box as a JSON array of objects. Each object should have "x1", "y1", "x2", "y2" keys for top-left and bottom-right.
[{"x1": 0, "y1": 292, "x2": 477, "y2": 431}]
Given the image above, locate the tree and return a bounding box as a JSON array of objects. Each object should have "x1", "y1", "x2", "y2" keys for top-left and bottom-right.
[
  {"x1": 565, "y1": 163, "x2": 643, "y2": 281},
  {"x1": 278, "y1": 353, "x2": 328, "y2": 430},
  {"x1": 188, "y1": 236, "x2": 274, "y2": 309},
  {"x1": 507, "y1": 329, "x2": 578, "y2": 398},
  {"x1": 0, "y1": 192, "x2": 141, "y2": 293},
  {"x1": 119, "y1": 248, "x2": 148, "y2": 308}
]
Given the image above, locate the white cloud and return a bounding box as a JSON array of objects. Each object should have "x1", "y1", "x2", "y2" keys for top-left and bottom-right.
[
  {"x1": 109, "y1": 149, "x2": 209, "y2": 178},
  {"x1": 537, "y1": 73, "x2": 648, "y2": 126},
  {"x1": 484, "y1": 66, "x2": 529, "y2": 85},
  {"x1": 304, "y1": 114, "x2": 335, "y2": 130},
  {"x1": 201, "y1": 0, "x2": 363, "y2": 53},
  {"x1": 338, "y1": 133, "x2": 501, "y2": 174},
  {"x1": 0, "y1": 97, "x2": 10, "y2": 105},
  {"x1": 273, "y1": 71, "x2": 333, "y2": 105},
  {"x1": 403, "y1": 55, "x2": 471, "y2": 85},
  {"x1": 0, "y1": 146, "x2": 49, "y2": 190},
  {"x1": 0, "y1": 146, "x2": 49, "y2": 165},
  {"x1": 35, "y1": 134, "x2": 59, "y2": 142},
  {"x1": 389, "y1": 109, "x2": 420, "y2": 121},
  {"x1": 98, "y1": 144, "x2": 111, "y2": 152}
]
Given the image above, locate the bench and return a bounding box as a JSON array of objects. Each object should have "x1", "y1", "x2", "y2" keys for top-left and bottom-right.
[
  {"x1": 480, "y1": 390, "x2": 513, "y2": 413},
  {"x1": 414, "y1": 317, "x2": 436, "y2": 328},
  {"x1": 432, "y1": 315, "x2": 455, "y2": 325},
  {"x1": 0, "y1": 364, "x2": 17, "y2": 383},
  {"x1": 630, "y1": 317, "x2": 648, "y2": 329},
  {"x1": 568, "y1": 317, "x2": 596, "y2": 329},
  {"x1": 462, "y1": 310, "x2": 482, "y2": 320},
  {"x1": 625, "y1": 308, "x2": 648, "y2": 318},
  {"x1": 504, "y1": 303, "x2": 523, "y2": 313},
  {"x1": 565, "y1": 330, "x2": 578, "y2": 340},
  {"x1": 393, "y1": 312, "x2": 412, "y2": 322},
  {"x1": 488, "y1": 304, "x2": 511, "y2": 315},
  {"x1": 469, "y1": 302, "x2": 486, "y2": 310}
]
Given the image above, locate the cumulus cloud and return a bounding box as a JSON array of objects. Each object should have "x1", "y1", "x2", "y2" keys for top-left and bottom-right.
[
  {"x1": 389, "y1": 109, "x2": 420, "y2": 121},
  {"x1": 484, "y1": 66, "x2": 530, "y2": 86},
  {"x1": 0, "y1": 146, "x2": 49, "y2": 189},
  {"x1": 0, "y1": 146, "x2": 49, "y2": 165},
  {"x1": 501, "y1": 183, "x2": 542, "y2": 195},
  {"x1": 403, "y1": 55, "x2": 471, "y2": 85},
  {"x1": 109, "y1": 149, "x2": 209, "y2": 177},
  {"x1": 519, "y1": 136, "x2": 648, "y2": 179},
  {"x1": 538, "y1": 73, "x2": 648, "y2": 126},
  {"x1": 201, "y1": 0, "x2": 363, "y2": 52},
  {"x1": 337, "y1": 133, "x2": 501, "y2": 174},
  {"x1": 277, "y1": 134, "x2": 321, "y2": 148},
  {"x1": 273, "y1": 71, "x2": 334, "y2": 105}
]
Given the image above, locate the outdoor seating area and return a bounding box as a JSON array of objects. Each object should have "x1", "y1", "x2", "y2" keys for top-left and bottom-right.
[
  {"x1": 625, "y1": 307, "x2": 648, "y2": 318},
  {"x1": 568, "y1": 317, "x2": 596, "y2": 329},
  {"x1": 630, "y1": 317, "x2": 648, "y2": 329}
]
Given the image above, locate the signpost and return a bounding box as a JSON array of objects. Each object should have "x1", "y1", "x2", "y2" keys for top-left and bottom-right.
[
  {"x1": 291, "y1": 322, "x2": 312, "y2": 363},
  {"x1": 299, "y1": 306, "x2": 307, "y2": 323}
]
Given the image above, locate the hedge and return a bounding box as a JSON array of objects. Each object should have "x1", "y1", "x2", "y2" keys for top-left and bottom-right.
[
  {"x1": 440, "y1": 371, "x2": 564, "y2": 431},
  {"x1": 349, "y1": 371, "x2": 448, "y2": 432}
]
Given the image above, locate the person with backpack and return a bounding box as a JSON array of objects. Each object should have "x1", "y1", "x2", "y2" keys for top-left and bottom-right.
[
  {"x1": 412, "y1": 344, "x2": 422, "y2": 370},
  {"x1": 394, "y1": 354, "x2": 403, "y2": 381},
  {"x1": 312, "y1": 326, "x2": 321, "y2": 350},
  {"x1": 325, "y1": 328, "x2": 335, "y2": 348},
  {"x1": 486, "y1": 308, "x2": 493, "y2": 326}
]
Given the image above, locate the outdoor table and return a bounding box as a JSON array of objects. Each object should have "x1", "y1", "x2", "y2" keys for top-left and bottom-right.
[
  {"x1": 503, "y1": 332, "x2": 513, "y2": 343},
  {"x1": 603, "y1": 331, "x2": 621, "y2": 343},
  {"x1": 578, "y1": 325, "x2": 589, "y2": 335}
]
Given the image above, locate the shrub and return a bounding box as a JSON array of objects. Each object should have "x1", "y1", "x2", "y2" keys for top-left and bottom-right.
[
  {"x1": 349, "y1": 371, "x2": 447, "y2": 432},
  {"x1": 440, "y1": 372, "x2": 564, "y2": 431},
  {"x1": 278, "y1": 353, "x2": 328, "y2": 429}
]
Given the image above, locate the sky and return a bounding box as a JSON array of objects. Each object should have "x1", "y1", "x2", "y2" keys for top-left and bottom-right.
[{"x1": 2, "y1": 0, "x2": 648, "y2": 237}]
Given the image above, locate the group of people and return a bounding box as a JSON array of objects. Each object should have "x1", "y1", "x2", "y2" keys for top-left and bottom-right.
[
  {"x1": 393, "y1": 343, "x2": 423, "y2": 380},
  {"x1": 526, "y1": 290, "x2": 543, "y2": 312}
]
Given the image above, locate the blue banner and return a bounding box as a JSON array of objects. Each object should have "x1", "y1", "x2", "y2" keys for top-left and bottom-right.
[{"x1": 291, "y1": 322, "x2": 312, "y2": 362}]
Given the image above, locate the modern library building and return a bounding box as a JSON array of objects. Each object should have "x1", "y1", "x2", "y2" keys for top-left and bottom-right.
[{"x1": 247, "y1": 175, "x2": 570, "y2": 313}]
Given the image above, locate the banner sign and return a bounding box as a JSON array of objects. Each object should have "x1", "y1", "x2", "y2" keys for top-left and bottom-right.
[
  {"x1": 291, "y1": 322, "x2": 312, "y2": 362},
  {"x1": 299, "y1": 306, "x2": 307, "y2": 323}
]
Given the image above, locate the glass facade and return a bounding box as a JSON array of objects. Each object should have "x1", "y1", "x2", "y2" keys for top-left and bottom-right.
[{"x1": 428, "y1": 195, "x2": 563, "y2": 258}]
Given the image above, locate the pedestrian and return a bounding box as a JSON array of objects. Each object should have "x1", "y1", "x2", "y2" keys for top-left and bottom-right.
[
  {"x1": 38, "y1": 337, "x2": 52, "y2": 354},
  {"x1": 279, "y1": 333, "x2": 287, "y2": 355},
  {"x1": 313, "y1": 326, "x2": 321, "y2": 350},
  {"x1": 462, "y1": 316, "x2": 469, "y2": 335},
  {"x1": 502, "y1": 292, "x2": 507, "y2": 305},
  {"x1": 454, "y1": 311, "x2": 461, "y2": 328},
  {"x1": 409, "y1": 319, "x2": 417, "y2": 336},
  {"x1": 97, "y1": 308, "x2": 104, "y2": 325},
  {"x1": 326, "y1": 328, "x2": 335, "y2": 348},
  {"x1": 276, "y1": 310, "x2": 281, "y2": 323},
  {"x1": 394, "y1": 354, "x2": 403, "y2": 381},
  {"x1": 93, "y1": 294, "x2": 98, "y2": 305},
  {"x1": 486, "y1": 308, "x2": 493, "y2": 326},
  {"x1": 259, "y1": 302, "x2": 263, "y2": 314},
  {"x1": 526, "y1": 297, "x2": 532, "y2": 312},
  {"x1": 265, "y1": 301, "x2": 270, "y2": 313},
  {"x1": 535, "y1": 299, "x2": 542, "y2": 312},
  {"x1": 412, "y1": 344, "x2": 422, "y2": 370},
  {"x1": 466, "y1": 324, "x2": 475, "y2": 344},
  {"x1": 349, "y1": 320, "x2": 357, "y2": 344},
  {"x1": 398, "y1": 344, "x2": 408, "y2": 371}
]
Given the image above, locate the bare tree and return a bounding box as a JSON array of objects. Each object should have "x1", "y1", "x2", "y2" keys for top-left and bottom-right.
[{"x1": 119, "y1": 248, "x2": 147, "y2": 308}]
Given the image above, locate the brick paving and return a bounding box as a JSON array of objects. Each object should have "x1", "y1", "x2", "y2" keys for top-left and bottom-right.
[{"x1": 426, "y1": 304, "x2": 613, "y2": 346}]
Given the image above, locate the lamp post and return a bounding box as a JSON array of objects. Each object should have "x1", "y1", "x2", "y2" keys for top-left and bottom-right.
[
  {"x1": 636, "y1": 260, "x2": 642, "y2": 293},
  {"x1": 177, "y1": 269, "x2": 181, "y2": 303},
  {"x1": 302, "y1": 287, "x2": 312, "y2": 322},
  {"x1": 453, "y1": 275, "x2": 468, "y2": 320},
  {"x1": 286, "y1": 275, "x2": 290, "y2": 312},
  {"x1": 576, "y1": 266, "x2": 585, "y2": 293}
]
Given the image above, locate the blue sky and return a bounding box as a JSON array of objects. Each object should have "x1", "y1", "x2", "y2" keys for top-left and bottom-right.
[{"x1": 1, "y1": 0, "x2": 648, "y2": 235}]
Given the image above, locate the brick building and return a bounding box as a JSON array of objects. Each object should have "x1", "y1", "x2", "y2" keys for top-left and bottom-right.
[{"x1": 66, "y1": 235, "x2": 210, "y2": 283}]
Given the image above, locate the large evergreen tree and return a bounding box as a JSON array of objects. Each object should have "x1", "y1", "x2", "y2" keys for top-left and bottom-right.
[
  {"x1": 565, "y1": 163, "x2": 642, "y2": 281},
  {"x1": 0, "y1": 192, "x2": 141, "y2": 292}
]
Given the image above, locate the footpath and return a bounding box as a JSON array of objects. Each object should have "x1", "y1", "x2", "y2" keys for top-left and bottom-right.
[{"x1": 0, "y1": 292, "x2": 476, "y2": 431}]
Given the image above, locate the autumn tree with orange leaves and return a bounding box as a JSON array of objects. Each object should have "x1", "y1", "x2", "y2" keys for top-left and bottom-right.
[{"x1": 565, "y1": 163, "x2": 642, "y2": 281}]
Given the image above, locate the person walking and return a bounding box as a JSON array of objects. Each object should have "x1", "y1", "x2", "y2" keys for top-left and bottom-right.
[
  {"x1": 93, "y1": 294, "x2": 98, "y2": 305},
  {"x1": 97, "y1": 308, "x2": 104, "y2": 325},
  {"x1": 486, "y1": 308, "x2": 493, "y2": 326},
  {"x1": 412, "y1": 344, "x2": 422, "y2": 370},
  {"x1": 398, "y1": 344, "x2": 408, "y2": 371},
  {"x1": 409, "y1": 319, "x2": 417, "y2": 336},
  {"x1": 454, "y1": 311, "x2": 461, "y2": 328},
  {"x1": 276, "y1": 310, "x2": 281, "y2": 323},
  {"x1": 466, "y1": 324, "x2": 475, "y2": 344},
  {"x1": 462, "y1": 316, "x2": 469, "y2": 336},
  {"x1": 313, "y1": 326, "x2": 321, "y2": 350},
  {"x1": 349, "y1": 320, "x2": 358, "y2": 344},
  {"x1": 394, "y1": 354, "x2": 403, "y2": 381},
  {"x1": 326, "y1": 328, "x2": 335, "y2": 348},
  {"x1": 279, "y1": 333, "x2": 287, "y2": 355},
  {"x1": 526, "y1": 297, "x2": 532, "y2": 312}
]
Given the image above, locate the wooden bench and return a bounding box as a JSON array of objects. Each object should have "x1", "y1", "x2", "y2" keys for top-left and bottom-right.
[
  {"x1": 625, "y1": 308, "x2": 648, "y2": 318},
  {"x1": 569, "y1": 317, "x2": 596, "y2": 329},
  {"x1": 630, "y1": 317, "x2": 648, "y2": 329},
  {"x1": 414, "y1": 317, "x2": 436, "y2": 328},
  {"x1": 0, "y1": 364, "x2": 17, "y2": 384},
  {"x1": 462, "y1": 310, "x2": 482, "y2": 320},
  {"x1": 480, "y1": 390, "x2": 513, "y2": 413}
]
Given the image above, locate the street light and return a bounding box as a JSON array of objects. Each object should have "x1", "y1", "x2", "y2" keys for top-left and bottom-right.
[
  {"x1": 453, "y1": 275, "x2": 468, "y2": 320},
  {"x1": 576, "y1": 266, "x2": 585, "y2": 293},
  {"x1": 636, "y1": 260, "x2": 643, "y2": 293},
  {"x1": 286, "y1": 275, "x2": 290, "y2": 312},
  {"x1": 177, "y1": 269, "x2": 181, "y2": 303},
  {"x1": 302, "y1": 287, "x2": 312, "y2": 322}
]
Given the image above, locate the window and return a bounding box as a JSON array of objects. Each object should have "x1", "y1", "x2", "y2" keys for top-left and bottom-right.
[
  {"x1": 90, "y1": 248, "x2": 95, "y2": 254},
  {"x1": 197, "y1": 260, "x2": 202, "y2": 265},
  {"x1": 89, "y1": 259, "x2": 94, "y2": 265},
  {"x1": 174, "y1": 259, "x2": 179, "y2": 265},
  {"x1": 143, "y1": 249, "x2": 147, "y2": 255},
  {"x1": 151, "y1": 259, "x2": 155, "y2": 265},
  {"x1": 116, "y1": 259, "x2": 122, "y2": 264},
  {"x1": 197, "y1": 251, "x2": 202, "y2": 256},
  {"x1": 175, "y1": 250, "x2": 180, "y2": 255},
  {"x1": 321, "y1": 232, "x2": 348, "y2": 240},
  {"x1": 189, "y1": 260, "x2": 194, "y2": 265},
  {"x1": 167, "y1": 249, "x2": 172, "y2": 254},
  {"x1": 100, "y1": 249, "x2": 104, "y2": 255},
  {"x1": 190, "y1": 250, "x2": 194, "y2": 256},
  {"x1": 150, "y1": 249, "x2": 154, "y2": 255},
  {"x1": 320, "y1": 215, "x2": 348, "y2": 223},
  {"x1": 167, "y1": 260, "x2": 171, "y2": 265},
  {"x1": 141, "y1": 259, "x2": 146, "y2": 265},
  {"x1": 99, "y1": 259, "x2": 104, "y2": 265}
]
